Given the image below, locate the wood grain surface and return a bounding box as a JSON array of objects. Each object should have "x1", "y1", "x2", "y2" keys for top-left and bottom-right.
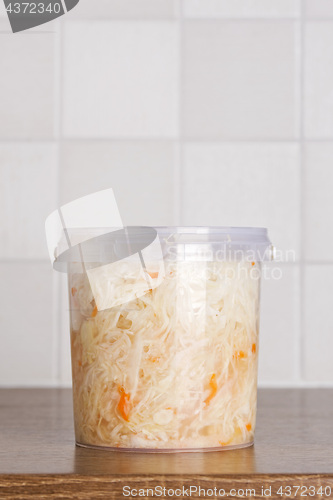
[
  {"x1": 0, "y1": 389, "x2": 333, "y2": 498},
  {"x1": 0, "y1": 474, "x2": 332, "y2": 499}
]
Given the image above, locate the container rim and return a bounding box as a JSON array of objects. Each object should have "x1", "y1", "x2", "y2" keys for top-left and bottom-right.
[
  {"x1": 154, "y1": 226, "x2": 270, "y2": 246},
  {"x1": 53, "y1": 225, "x2": 272, "y2": 271},
  {"x1": 154, "y1": 226, "x2": 267, "y2": 235}
]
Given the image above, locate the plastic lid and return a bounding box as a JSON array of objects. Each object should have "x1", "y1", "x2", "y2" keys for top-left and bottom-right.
[
  {"x1": 53, "y1": 226, "x2": 159, "y2": 272},
  {"x1": 156, "y1": 226, "x2": 272, "y2": 262},
  {"x1": 51, "y1": 225, "x2": 272, "y2": 271},
  {"x1": 155, "y1": 226, "x2": 269, "y2": 242}
]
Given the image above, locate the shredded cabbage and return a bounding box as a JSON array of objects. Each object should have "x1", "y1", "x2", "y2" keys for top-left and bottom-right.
[{"x1": 69, "y1": 260, "x2": 260, "y2": 450}]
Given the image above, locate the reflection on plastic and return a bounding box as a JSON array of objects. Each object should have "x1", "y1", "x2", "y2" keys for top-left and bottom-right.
[
  {"x1": 45, "y1": 188, "x2": 165, "y2": 311},
  {"x1": 45, "y1": 188, "x2": 123, "y2": 263},
  {"x1": 86, "y1": 231, "x2": 165, "y2": 311}
]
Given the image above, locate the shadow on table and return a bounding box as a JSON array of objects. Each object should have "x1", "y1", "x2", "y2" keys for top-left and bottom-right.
[{"x1": 72, "y1": 444, "x2": 257, "y2": 475}]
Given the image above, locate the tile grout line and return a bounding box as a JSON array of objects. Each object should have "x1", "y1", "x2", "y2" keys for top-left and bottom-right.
[
  {"x1": 181, "y1": 17, "x2": 333, "y2": 22},
  {"x1": 177, "y1": 0, "x2": 183, "y2": 226},
  {"x1": 55, "y1": 18, "x2": 64, "y2": 386},
  {"x1": 61, "y1": 16, "x2": 296, "y2": 22},
  {"x1": 298, "y1": 0, "x2": 305, "y2": 385},
  {"x1": 291, "y1": 16, "x2": 302, "y2": 388},
  {"x1": 58, "y1": 20, "x2": 74, "y2": 388},
  {"x1": 173, "y1": 143, "x2": 181, "y2": 225},
  {"x1": 0, "y1": 138, "x2": 332, "y2": 144},
  {"x1": 171, "y1": 0, "x2": 179, "y2": 226},
  {"x1": 58, "y1": 19, "x2": 70, "y2": 387},
  {"x1": 64, "y1": 17, "x2": 333, "y2": 23},
  {"x1": 47, "y1": 20, "x2": 59, "y2": 386},
  {"x1": 52, "y1": 18, "x2": 61, "y2": 386},
  {"x1": 0, "y1": 259, "x2": 52, "y2": 264}
]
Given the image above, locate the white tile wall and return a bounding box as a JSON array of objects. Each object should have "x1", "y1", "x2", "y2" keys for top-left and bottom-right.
[
  {"x1": 304, "y1": 143, "x2": 333, "y2": 262},
  {"x1": 182, "y1": 143, "x2": 300, "y2": 259},
  {"x1": 259, "y1": 265, "x2": 300, "y2": 384},
  {"x1": 304, "y1": 23, "x2": 333, "y2": 139},
  {"x1": 0, "y1": 22, "x2": 54, "y2": 139},
  {"x1": 305, "y1": 0, "x2": 333, "y2": 18},
  {"x1": 0, "y1": 263, "x2": 56, "y2": 386},
  {"x1": 1, "y1": 1, "x2": 333, "y2": 387},
  {"x1": 59, "y1": 141, "x2": 178, "y2": 225},
  {"x1": 183, "y1": 0, "x2": 301, "y2": 18},
  {"x1": 304, "y1": 266, "x2": 333, "y2": 382},
  {"x1": 62, "y1": 21, "x2": 179, "y2": 138},
  {"x1": 0, "y1": 143, "x2": 58, "y2": 259},
  {"x1": 182, "y1": 21, "x2": 299, "y2": 139}
]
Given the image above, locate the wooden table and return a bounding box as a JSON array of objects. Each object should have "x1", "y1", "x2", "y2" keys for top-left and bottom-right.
[{"x1": 0, "y1": 389, "x2": 332, "y2": 499}]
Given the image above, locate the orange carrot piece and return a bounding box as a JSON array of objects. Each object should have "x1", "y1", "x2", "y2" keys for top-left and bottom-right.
[
  {"x1": 234, "y1": 350, "x2": 246, "y2": 359},
  {"x1": 149, "y1": 356, "x2": 160, "y2": 363},
  {"x1": 219, "y1": 439, "x2": 232, "y2": 446},
  {"x1": 165, "y1": 407, "x2": 176, "y2": 414},
  {"x1": 91, "y1": 305, "x2": 98, "y2": 317},
  {"x1": 246, "y1": 423, "x2": 252, "y2": 431},
  {"x1": 147, "y1": 271, "x2": 159, "y2": 279},
  {"x1": 252, "y1": 343, "x2": 256, "y2": 354},
  {"x1": 233, "y1": 350, "x2": 246, "y2": 360},
  {"x1": 71, "y1": 287, "x2": 77, "y2": 296},
  {"x1": 117, "y1": 386, "x2": 131, "y2": 421},
  {"x1": 204, "y1": 373, "x2": 217, "y2": 406},
  {"x1": 251, "y1": 261, "x2": 255, "y2": 266}
]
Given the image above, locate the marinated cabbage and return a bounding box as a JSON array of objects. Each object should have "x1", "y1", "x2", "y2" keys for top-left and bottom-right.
[{"x1": 69, "y1": 260, "x2": 260, "y2": 450}]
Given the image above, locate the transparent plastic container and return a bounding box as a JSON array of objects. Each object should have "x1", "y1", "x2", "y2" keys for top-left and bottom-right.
[{"x1": 65, "y1": 226, "x2": 272, "y2": 452}]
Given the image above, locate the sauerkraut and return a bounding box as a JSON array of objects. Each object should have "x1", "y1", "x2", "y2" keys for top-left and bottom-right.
[{"x1": 68, "y1": 259, "x2": 260, "y2": 451}]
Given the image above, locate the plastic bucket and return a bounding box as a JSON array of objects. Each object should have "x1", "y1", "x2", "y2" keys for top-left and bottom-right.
[{"x1": 64, "y1": 226, "x2": 272, "y2": 452}]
